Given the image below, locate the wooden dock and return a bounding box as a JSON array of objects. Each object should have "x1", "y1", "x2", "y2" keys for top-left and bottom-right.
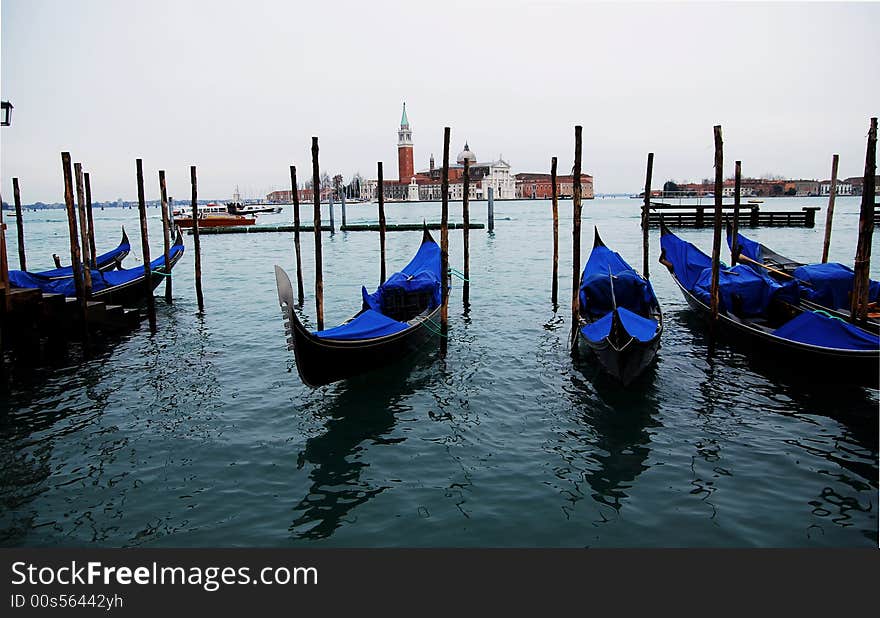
[
  {"x1": 189, "y1": 222, "x2": 485, "y2": 235},
  {"x1": 647, "y1": 202, "x2": 821, "y2": 228}
]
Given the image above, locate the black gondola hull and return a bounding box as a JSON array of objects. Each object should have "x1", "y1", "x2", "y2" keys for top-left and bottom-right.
[
  {"x1": 578, "y1": 329, "x2": 662, "y2": 386},
  {"x1": 287, "y1": 305, "x2": 441, "y2": 387},
  {"x1": 671, "y1": 275, "x2": 880, "y2": 384}
]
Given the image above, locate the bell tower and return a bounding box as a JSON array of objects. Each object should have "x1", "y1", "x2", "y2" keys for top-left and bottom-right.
[{"x1": 397, "y1": 102, "x2": 414, "y2": 183}]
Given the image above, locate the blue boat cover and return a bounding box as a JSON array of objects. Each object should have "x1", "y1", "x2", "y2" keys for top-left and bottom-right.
[
  {"x1": 362, "y1": 238, "x2": 442, "y2": 313},
  {"x1": 772, "y1": 311, "x2": 879, "y2": 351},
  {"x1": 728, "y1": 231, "x2": 762, "y2": 263},
  {"x1": 729, "y1": 230, "x2": 880, "y2": 309},
  {"x1": 33, "y1": 238, "x2": 132, "y2": 279},
  {"x1": 660, "y1": 231, "x2": 715, "y2": 291},
  {"x1": 693, "y1": 264, "x2": 800, "y2": 317},
  {"x1": 579, "y1": 244, "x2": 657, "y2": 317},
  {"x1": 793, "y1": 262, "x2": 880, "y2": 309},
  {"x1": 313, "y1": 309, "x2": 409, "y2": 340},
  {"x1": 9, "y1": 243, "x2": 183, "y2": 296},
  {"x1": 581, "y1": 307, "x2": 659, "y2": 344}
]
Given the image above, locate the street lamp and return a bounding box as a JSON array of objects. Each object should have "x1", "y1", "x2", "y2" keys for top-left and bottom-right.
[{"x1": 1, "y1": 101, "x2": 12, "y2": 127}]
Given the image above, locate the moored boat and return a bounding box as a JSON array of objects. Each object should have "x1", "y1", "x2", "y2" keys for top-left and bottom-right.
[
  {"x1": 9, "y1": 228, "x2": 185, "y2": 306},
  {"x1": 35, "y1": 228, "x2": 131, "y2": 279},
  {"x1": 660, "y1": 222, "x2": 879, "y2": 383},
  {"x1": 275, "y1": 227, "x2": 444, "y2": 387},
  {"x1": 577, "y1": 228, "x2": 663, "y2": 385}
]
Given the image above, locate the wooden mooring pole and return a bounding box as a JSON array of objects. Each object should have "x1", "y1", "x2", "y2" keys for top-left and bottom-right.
[
  {"x1": 84, "y1": 173, "x2": 97, "y2": 268},
  {"x1": 74, "y1": 163, "x2": 93, "y2": 297},
  {"x1": 641, "y1": 152, "x2": 653, "y2": 278},
  {"x1": 191, "y1": 165, "x2": 204, "y2": 313},
  {"x1": 136, "y1": 159, "x2": 156, "y2": 333},
  {"x1": 731, "y1": 161, "x2": 742, "y2": 264},
  {"x1": 378, "y1": 161, "x2": 386, "y2": 285},
  {"x1": 551, "y1": 156, "x2": 559, "y2": 306},
  {"x1": 821, "y1": 153, "x2": 840, "y2": 263},
  {"x1": 311, "y1": 137, "x2": 324, "y2": 331},
  {"x1": 462, "y1": 157, "x2": 470, "y2": 309},
  {"x1": 61, "y1": 152, "x2": 87, "y2": 335},
  {"x1": 159, "y1": 170, "x2": 172, "y2": 303},
  {"x1": 440, "y1": 127, "x2": 451, "y2": 355},
  {"x1": 328, "y1": 194, "x2": 335, "y2": 235},
  {"x1": 12, "y1": 178, "x2": 25, "y2": 271},
  {"x1": 341, "y1": 186, "x2": 347, "y2": 229},
  {"x1": 290, "y1": 165, "x2": 304, "y2": 306},
  {"x1": 487, "y1": 187, "x2": 495, "y2": 233},
  {"x1": 709, "y1": 126, "x2": 724, "y2": 330},
  {"x1": 850, "y1": 117, "x2": 877, "y2": 323},
  {"x1": 570, "y1": 125, "x2": 583, "y2": 352}
]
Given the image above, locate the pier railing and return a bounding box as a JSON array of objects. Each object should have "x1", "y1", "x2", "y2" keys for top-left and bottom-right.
[{"x1": 647, "y1": 202, "x2": 821, "y2": 228}]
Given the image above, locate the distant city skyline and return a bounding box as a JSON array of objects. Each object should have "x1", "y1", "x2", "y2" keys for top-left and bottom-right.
[{"x1": 2, "y1": 0, "x2": 878, "y2": 203}]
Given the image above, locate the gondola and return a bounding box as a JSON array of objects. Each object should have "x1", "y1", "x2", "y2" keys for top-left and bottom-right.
[
  {"x1": 34, "y1": 227, "x2": 131, "y2": 279},
  {"x1": 727, "y1": 224, "x2": 880, "y2": 332},
  {"x1": 659, "y1": 221, "x2": 879, "y2": 382},
  {"x1": 576, "y1": 228, "x2": 663, "y2": 385},
  {"x1": 275, "y1": 226, "x2": 444, "y2": 387},
  {"x1": 9, "y1": 228, "x2": 185, "y2": 306}
]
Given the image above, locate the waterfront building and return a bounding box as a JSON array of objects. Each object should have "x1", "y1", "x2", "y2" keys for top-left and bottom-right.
[
  {"x1": 819, "y1": 179, "x2": 853, "y2": 196},
  {"x1": 515, "y1": 173, "x2": 595, "y2": 199}
]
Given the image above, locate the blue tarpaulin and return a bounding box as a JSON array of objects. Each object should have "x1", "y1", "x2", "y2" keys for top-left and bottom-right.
[
  {"x1": 693, "y1": 264, "x2": 800, "y2": 317},
  {"x1": 660, "y1": 231, "x2": 715, "y2": 291},
  {"x1": 793, "y1": 262, "x2": 880, "y2": 309},
  {"x1": 9, "y1": 243, "x2": 183, "y2": 296},
  {"x1": 363, "y1": 237, "x2": 442, "y2": 314},
  {"x1": 579, "y1": 244, "x2": 657, "y2": 317},
  {"x1": 581, "y1": 307, "x2": 659, "y2": 344},
  {"x1": 313, "y1": 309, "x2": 409, "y2": 340},
  {"x1": 772, "y1": 311, "x2": 879, "y2": 351},
  {"x1": 728, "y1": 231, "x2": 762, "y2": 262}
]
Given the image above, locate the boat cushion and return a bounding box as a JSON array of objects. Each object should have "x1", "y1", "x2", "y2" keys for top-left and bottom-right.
[
  {"x1": 581, "y1": 308, "x2": 658, "y2": 344},
  {"x1": 313, "y1": 309, "x2": 408, "y2": 341},
  {"x1": 363, "y1": 237, "x2": 442, "y2": 314},
  {"x1": 771, "y1": 311, "x2": 879, "y2": 351}
]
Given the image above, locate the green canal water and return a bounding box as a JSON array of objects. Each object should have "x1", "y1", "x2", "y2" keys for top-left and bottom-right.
[{"x1": 1, "y1": 197, "x2": 877, "y2": 547}]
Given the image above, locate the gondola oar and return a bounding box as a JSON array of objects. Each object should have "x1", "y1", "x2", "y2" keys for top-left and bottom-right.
[{"x1": 736, "y1": 253, "x2": 813, "y2": 287}]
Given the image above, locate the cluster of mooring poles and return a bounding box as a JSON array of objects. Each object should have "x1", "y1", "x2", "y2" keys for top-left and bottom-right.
[{"x1": 4, "y1": 155, "x2": 207, "y2": 346}]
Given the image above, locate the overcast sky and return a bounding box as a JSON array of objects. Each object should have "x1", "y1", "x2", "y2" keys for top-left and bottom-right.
[{"x1": 2, "y1": 0, "x2": 878, "y2": 202}]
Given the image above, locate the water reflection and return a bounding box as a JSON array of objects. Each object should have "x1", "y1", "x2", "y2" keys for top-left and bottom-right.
[{"x1": 289, "y1": 351, "x2": 439, "y2": 540}]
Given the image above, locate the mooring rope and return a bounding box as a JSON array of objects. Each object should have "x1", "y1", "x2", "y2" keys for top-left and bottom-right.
[
  {"x1": 448, "y1": 267, "x2": 469, "y2": 282},
  {"x1": 421, "y1": 317, "x2": 449, "y2": 338}
]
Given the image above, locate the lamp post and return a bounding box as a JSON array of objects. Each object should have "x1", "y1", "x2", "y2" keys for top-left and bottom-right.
[{"x1": 1, "y1": 101, "x2": 12, "y2": 127}]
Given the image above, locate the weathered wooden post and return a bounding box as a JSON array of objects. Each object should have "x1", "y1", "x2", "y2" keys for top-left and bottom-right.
[
  {"x1": 74, "y1": 163, "x2": 93, "y2": 296},
  {"x1": 0, "y1": 191, "x2": 8, "y2": 315},
  {"x1": 84, "y1": 173, "x2": 97, "y2": 268},
  {"x1": 440, "y1": 127, "x2": 451, "y2": 355},
  {"x1": 570, "y1": 125, "x2": 583, "y2": 352},
  {"x1": 311, "y1": 137, "x2": 324, "y2": 331},
  {"x1": 462, "y1": 158, "x2": 471, "y2": 308},
  {"x1": 328, "y1": 194, "x2": 335, "y2": 235},
  {"x1": 731, "y1": 161, "x2": 742, "y2": 264},
  {"x1": 551, "y1": 157, "x2": 559, "y2": 306},
  {"x1": 709, "y1": 126, "x2": 724, "y2": 329},
  {"x1": 136, "y1": 159, "x2": 156, "y2": 333},
  {"x1": 61, "y1": 153, "x2": 87, "y2": 332},
  {"x1": 821, "y1": 153, "x2": 840, "y2": 263},
  {"x1": 487, "y1": 187, "x2": 495, "y2": 232},
  {"x1": 641, "y1": 152, "x2": 654, "y2": 278},
  {"x1": 290, "y1": 165, "x2": 305, "y2": 306},
  {"x1": 12, "y1": 178, "x2": 26, "y2": 270},
  {"x1": 191, "y1": 165, "x2": 204, "y2": 313},
  {"x1": 159, "y1": 170, "x2": 172, "y2": 303},
  {"x1": 340, "y1": 185, "x2": 347, "y2": 230},
  {"x1": 378, "y1": 161, "x2": 387, "y2": 285},
  {"x1": 850, "y1": 117, "x2": 877, "y2": 323}
]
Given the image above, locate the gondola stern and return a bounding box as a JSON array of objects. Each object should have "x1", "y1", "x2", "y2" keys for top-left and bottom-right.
[
  {"x1": 421, "y1": 221, "x2": 436, "y2": 245},
  {"x1": 593, "y1": 226, "x2": 606, "y2": 248},
  {"x1": 274, "y1": 265, "x2": 299, "y2": 351}
]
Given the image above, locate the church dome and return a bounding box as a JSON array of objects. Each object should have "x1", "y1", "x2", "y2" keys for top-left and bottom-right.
[{"x1": 456, "y1": 142, "x2": 477, "y2": 165}]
